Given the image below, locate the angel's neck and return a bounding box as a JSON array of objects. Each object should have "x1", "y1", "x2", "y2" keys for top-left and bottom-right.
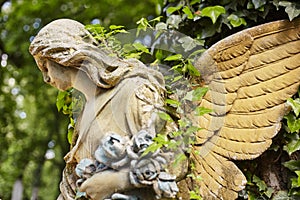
[{"x1": 72, "y1": 70, "x2": 97, "y2": 101}]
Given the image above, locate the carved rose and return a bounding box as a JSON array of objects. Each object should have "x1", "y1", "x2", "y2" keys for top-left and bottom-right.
[
  {"x1": 95, "y1": 133, "x2": 129, "y2": 169},
  {"x1": 133, "y1": 130, "x2": 154, "y2": 154},
  {"x1": 130, "y1": 158, "x2": 162, "y2": 186},
  {"x1": 75, "y1": 158, "x2": 96, "y2": 187},
  {"x1": 154, "y1": 172, "x2": 178, "y2": 199}
]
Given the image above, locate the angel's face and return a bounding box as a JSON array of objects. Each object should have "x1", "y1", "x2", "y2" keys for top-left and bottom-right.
[{"x1": 35, "y1": 57, "x2": 76, "y2": 91}]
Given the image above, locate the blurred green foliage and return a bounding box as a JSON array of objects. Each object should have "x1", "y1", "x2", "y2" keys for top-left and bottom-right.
[{"x1": 0, "y1": 0, "x2": 156, "y2": 199}]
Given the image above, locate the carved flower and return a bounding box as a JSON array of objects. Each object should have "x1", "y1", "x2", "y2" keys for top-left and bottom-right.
[
  {"x1": 75, "y1": 158, "x2": 96, "y2": 187},
  {"x1": 153, "y1": 172, "x2": 178, "y2": 199},
  {"x1": 75, "y1": 158, "x2": 96, "y2": 179},
  {"x1": 130, "y1": 157, "x2": 163, "y2": 186},
  {"x1": 133, "y1": 130, "x2": 154, "y2": 154},
  {"x1": 95, "y1": 133, "x2": 129, "y2": 169}
]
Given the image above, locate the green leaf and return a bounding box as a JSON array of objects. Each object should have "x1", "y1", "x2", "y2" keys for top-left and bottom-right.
[
  {"x1": 183, "y1": 90, "x2": 194, "y2": 101},
  {"x1": 125, "y1": 52, "x2": 143, "y2": 59},
  {"x1": 182, "y1": 6, "x2": 194, "y2": 19},
  {"x1": 165, "y1": 98, "x2": 181, "y2": 108},
  {"x1": 264, "y1": 187, "x2": 274, "y2": 198},
  {"x1": 149, "y1": 16, "x2": 162, "y2": 23},
  {"x1": 136, "y1": 18, "x2": 150, "y2": 36},
  {"x1": 290, "y1": 171, "x2": 300, "y2": 189},
  {"x1": 253, "y1": 175, "x2": 267, "y2": 191},
  {"x1": 171, "y1": 75, "x2": 183, "y2": 83},
  {"x1": 166, "y1": 5, "x2": 183, "y2": 14},
  {"x1": 132, "y1": 42, "x2": 150, "y2": 54},
  {"x1": 201, "y1": 6, "x2": 226, "y2": 24},
  {"x1": 189, "y1": 190, "x2": 202, "y2": 199},
  {"x1": 227, "y1": 14, "x2": 247, "y2": 27},
  {"x1": 272, "y1": 190, "x2": 289, "y2": 200},
  {"x1": 184, "y1": 87, "x2": 208, "y2": 101},
  {"x1": 166, "y1": 14, "x2": 182, "y2": 29},
  {"x1": 164, "y1": 54, "x2": 182, "y2": 61},
  {"x1": 283, "y1": 160, "x2": 300, "y2": 171},
  {"x1": 190, "y1": 0, "x2": 201, "y2": 5},
  {"x1": 283, "y1": 136, "x2": 300, "y2": 155},
  {"x1": 157, "y1": 112, "x2": 173, "y2": 122},
  {"x1": 178, "y1": 36, "x2": 197, "y2": 52},
  {"x1": 193, "y1": 87, "x2": 209, "y2": 101},
  {"x1": 287, "y1": 98, "x2": 300, "y2": 117},
  {"x1": 284, "y1": 113, "x2": 300, "y2": 133},
  {"x1": 142, "y1": 143, "x2": 162, "y2": 156},
  {"x1": 186, "y1": 126, "x2": 201, "y2": 135},
  {"x1": 195, "y1": 107, "x2": 213, "y2": 116},
  {"x1": 122, "y1": 43, "x2": 135, "y2": 53},
  {"x1": 155, "y1": 22, "x2": 168, "y2": 31},
  {"x1": 173, "y1": 153, "x2": 187, "y2": 166},
  {"x1": 279, "y1": 1, "x2": 300, "y2": 21},
  {"x1": 109, "y1": 25, "x2": 125, "y2": 30},
  {"x1": 186, "y1": 61, "x2": 200, "y2": 76},
  {"x1": 251, "y1": 0, "x2": 267, "y2": 9},
  {"x1": 67, "y1": 127, "x2": 74, "y2": 144}
]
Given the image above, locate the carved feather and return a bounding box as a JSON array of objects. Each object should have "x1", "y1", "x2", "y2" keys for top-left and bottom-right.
[{"x1": 190, "y1": 18, "x2": 300, "y2": 199}]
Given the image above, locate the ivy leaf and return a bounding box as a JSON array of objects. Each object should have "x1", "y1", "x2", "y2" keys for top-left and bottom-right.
[
  {"x1": 279, "y1": 1, "x2": 300, "y2": 21},
  {"x1": 142, "y1": 143, "x2": 162, "y2": 156},
  {"x1": 166, "y1": 5, "x2": 183, "y2": 15},
  {"x1": 173, "y1": 153, "x2": 187, "y2": 166},
  {"x1": 227, "y1": 14, "x2": 247, "y2": 27},
  {"x1": 201, "y1": 6, "x2": 226, "y2": 24},
  {"x1": 153, "y1": 134, "x2": 169, "y2": 145},
  {"x1": 182, "y1": 6, "x2": 194, "y2": 19},
  {"x1": 186, "y1": 62, "x2": 200, "y2": 76},
  {"x1": 284, "y1": 113, "x2": 300, "y2": 133},
  {"x1": 109, "y1": 25, "x2": 125, "y2": 30},
  {"x1": 283, "y1": 134, "x2": 300, "y2": 155},
  {"x1": 291, "y1": 171, "x2": 300, "y2": 188},
  {"x1": 193, "y1": 87, "x2": 208, "y2": 100},
  {"x1": 67, "y1": 126, "x2": 74, "y2": 144},
  {"x1": 251, "y1": 0, "x2": 267, "y2": 9},
  {"x1": 166, "y1": 14, "x2": 182, "y2": 29},
  {"x1": 253, "y1": 175, "x2": 267, "y2": 191},
  {"x1": 136, "y1": 18, "x2": 150, "y2": 36},
  {"x1": 132, "y1": 42, "x2": 150, "y2": 54},
  {"x1": 164, "y1": 54, "x2": 182, "y2": 61},
  {"x1": 184, "y1": 87, "x2": 208, "y2": 101},
  {"x1": 272, "y1": 191, "x2": 290, "y2": 200},
  {"x1": 178, "y1": 36, "x2": 197, "y2": 52},
  {"x1": 158, "y1": 112, "x2": 173, "y2": 122},
  {"x1": 189, "y1": 190, "x2": 202, "y2": 200},
  {"x1": 190, "y1": 0, "x2": 201, "y2": 6},
  {"x1": 183, "y1": 90, "x2": 194, "y2": 101},
  {"x1": 165, "y1": 98, "x2": 181, "y2": 108},
  {"x1": 155, "y1": 22, "x2": 168, "y2": 31},
  {"x1": 287, "y1": 98, "x2": 300, "y2": 117},
  {"x1": 56, "y1": 91, "x2": 67, "y2": 111},
  {"x1": 195, "y1": 107, "x2": 213, "y2": 116},
  {"x1": 283, "y1": 160, "x2": 300, "y2": 171}
]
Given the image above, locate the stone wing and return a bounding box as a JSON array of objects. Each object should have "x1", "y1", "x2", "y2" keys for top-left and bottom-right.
[{"x1": 190, "y1": 18, "x2": 300, "y2": 199}]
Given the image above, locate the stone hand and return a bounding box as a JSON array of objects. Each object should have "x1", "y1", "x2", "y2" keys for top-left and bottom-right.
[{"x1": 79, "y1": 169, "x2": 133, "y2": 200}]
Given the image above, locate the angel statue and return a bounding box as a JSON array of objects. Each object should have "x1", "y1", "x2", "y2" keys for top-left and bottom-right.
[{"x1": 29, "y1": 17, "x2": 300, "y2": 200}]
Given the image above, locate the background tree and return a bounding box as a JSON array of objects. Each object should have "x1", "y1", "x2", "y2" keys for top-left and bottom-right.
[
  {"x1": 0, "y1": 0, "x2": 299, "y2": 199},
  {"x1": 0, "y1": 0, "x2": 157, "y2": 199}
]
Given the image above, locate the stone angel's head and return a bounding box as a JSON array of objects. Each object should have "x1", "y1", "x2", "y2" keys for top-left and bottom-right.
[{"x1": 29, "y1": 19, "x2": 133, "y2": 90}]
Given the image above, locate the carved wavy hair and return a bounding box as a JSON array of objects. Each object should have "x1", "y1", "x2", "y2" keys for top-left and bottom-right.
[{"x1": 29, "y1": 19, "x2": 159, "y2": 89}]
